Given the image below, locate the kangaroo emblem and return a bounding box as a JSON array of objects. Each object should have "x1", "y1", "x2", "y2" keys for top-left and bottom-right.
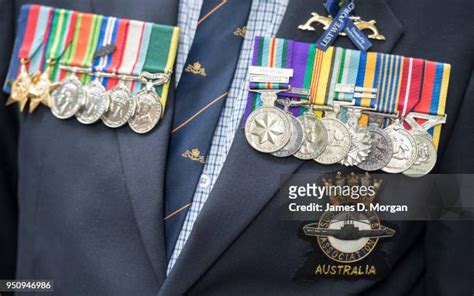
[{"x1": 298, "y1": 12, "x2": 385, "y2": 41}]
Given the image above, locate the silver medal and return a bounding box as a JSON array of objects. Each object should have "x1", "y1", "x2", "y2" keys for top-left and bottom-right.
[
  {"x1": 402, "y1": 134, "x2": 437, "y2": 177},
  {"x1": 272, "y1": 113, "x2": 305, "y2": 157},
  {"x1": 293, "y1": 112, "x2": 328, "y2": 160},
  {"x1": 51, "y1": 75, "x2": 85, "y2": 119},
  {"x1": 341, "y1": 108, "x2": 372, "y2": 166},
  {"x1": 315, "y1": 110, "x2": 351, "y2": 165},
  {"x1": 76, "y1": 80, "x2": 110, "y2": 125},
  {"x1": 101, "y1": 81, "x2": 136, "y2": 128},
  {"x1": 357, "y1": 125, "x2": 394, "y2": 171},
  {"x1": 402, "y1": 114, "x2": 443, "y2": 177},
  {"x1": 382, "y1": 120, "x2": 418, "y2": 173},
  {"x1": 128, "y1": 82, "x2": 162, "y2": 134},
  {"x1": 245, "y1": 93, "x2": 291, "y2": 153}
]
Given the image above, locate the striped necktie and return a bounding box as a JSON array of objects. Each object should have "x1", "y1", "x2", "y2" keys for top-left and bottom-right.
[{"x1": 164, "y1": 0, "x2": 252, "y2": 261}]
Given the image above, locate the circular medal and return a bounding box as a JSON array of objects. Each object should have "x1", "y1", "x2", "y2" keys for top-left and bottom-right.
[
  {"x1": 315, "y1": 118, "x2": 351, "y2": 165},
  {"x1": 51, "y1": 76, "x2": 85, "y2": 119},
  {"x1": 245, "y1": 107, "x2": 291, "y2": 153},
  {"x1": 402, "y1": 134, "x2": 437, "y2": 177},
  {"x1": 76, "y1": 80, "x2": 110, "y2": 125},
  {"x1": 357, "y1": 126, "x2": 394, "y2": 171},
  {"x1": 128, "y1": 89, "x2": 162, "y2": 134},
  {"x1": 272, "y1": 113, "x2": 305, "y2": 157},
  {"x1": 381, "y1": 124, "x2": 418, "y2": 173},
  {"x1": 101, "y1": 82, "x2": 136, "y2": 128},
  {"x1": 342, "y1": 125, "x2": 372, "y2": 166},
  {"x1": 294, "y1": 113, "x2": 328, "y2": 160}
]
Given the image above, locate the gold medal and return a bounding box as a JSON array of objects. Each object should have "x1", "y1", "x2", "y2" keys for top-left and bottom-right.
[
  {"x1": 7, "y1": 58, "x2": 31, "y2": 112},
  {"x1": 28, "y1": 60, "x2": 56, "y2": 112}
]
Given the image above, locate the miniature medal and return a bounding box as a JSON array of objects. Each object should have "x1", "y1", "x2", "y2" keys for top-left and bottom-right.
[
  {"x1": 271, "y1": 100, "x2": 305, "y2": 158},
  {"x1": 341, "y1": 108, "x2": 371, "y2": 166},
  {"x1": 51, "y1": 75, "x2": 86, "y2": 119},
  {"x1": 245, "y1": 92, "x2": 291, "y2": 153},
  {"x1": 315, "y1": 108, "x2": 351, "y2": 165},
  {"x1": 128, "y1": 80, "x2": 162, "y2": 134},
  {"x1": 76, "y1": 80, "x2": 110, "y2": 125},
  {"x1": 381, "y1": 119, "x2": 418, "y2": 174},
  {"x1": 101, "y1": 80, "x2": 136, "y2": 128},
  {"x1": 293, "y1": 110, "x2": 328, "y2": 160}
]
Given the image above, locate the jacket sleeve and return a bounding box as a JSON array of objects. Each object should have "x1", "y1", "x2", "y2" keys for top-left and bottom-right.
[{"x1": 0, "y1": 0, "x2": 19, "y2": 280}]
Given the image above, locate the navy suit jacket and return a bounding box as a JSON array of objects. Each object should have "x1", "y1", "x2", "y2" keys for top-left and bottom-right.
[{"x1": 0, "y1": 0, "x2": 473, "y2": 295}]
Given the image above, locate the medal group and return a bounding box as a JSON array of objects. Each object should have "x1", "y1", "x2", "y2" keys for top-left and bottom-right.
[
  {"x1": 3, "y1": 6, "x2": 452, "y2": 176},
  {"x1": 244, "y1": 37, "x2": 450, "y2": 177},
  {"x1": 5, "y1": 5, "x2": 179, "y2": 134}
]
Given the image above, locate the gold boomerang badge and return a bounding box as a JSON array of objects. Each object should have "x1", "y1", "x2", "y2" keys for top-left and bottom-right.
[{"x1": 298, "y1": 12, "x2": 385, "y2": 41}]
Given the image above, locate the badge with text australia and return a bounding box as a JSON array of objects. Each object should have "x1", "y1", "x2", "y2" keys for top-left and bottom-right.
[{"x1": 293, "y1": 172, "x2": 396, "y2": 280}]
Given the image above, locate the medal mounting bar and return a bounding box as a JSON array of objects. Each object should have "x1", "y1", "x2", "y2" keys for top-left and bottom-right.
[{"x1": 59, "y1": 64, "x2": 171, "y2": 85}]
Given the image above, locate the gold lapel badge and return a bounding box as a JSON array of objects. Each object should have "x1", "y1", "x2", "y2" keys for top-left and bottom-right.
[
  {"x1": 182, "y1": 148, "x2": 205, "y2": 164},
  {"x1": 233, "y1": 26, "x2": 247, "y2": 38},
  {"x1": 298, "y1": 12, "x2": 385, "y2": 41},
  {"x1": 185, "y1": 62, "x2": 207, "y2": 77}
]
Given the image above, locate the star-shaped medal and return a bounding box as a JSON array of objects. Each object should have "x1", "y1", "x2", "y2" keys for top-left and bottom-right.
[
  {"x1": 251, "y1": 112, "x2": 285, "y2": 145},
  {"x1": 6, "y1": 59, "x2": 31, "y2": 112},
  {"x1": 29, "y1": 72, "x2": 52, "y2": 113}
]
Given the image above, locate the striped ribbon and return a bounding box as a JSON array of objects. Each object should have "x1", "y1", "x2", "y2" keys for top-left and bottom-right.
[
  {"x1": 18, "y1": 5, "x2": 53, "y2": 73},
  {"x1": 130, "y1": 22, "x2": 153, "y2": 92},
  {"x1": 329, "y1": 48, "x2": 362, "y2": 122},
  {"x1": 244, "y1": 38, "x2": 451, "y2": 140},
  {"x1": 244, "y1": 37, "x2": 294, "y2": 117},
  {"x1": 4, "y1": 5, "x2": 52, "y2": 94},
  {"x1": 42, "y1": 8, "x2": 77, "y2": 81},
  {"x1": 309, "y1": 47, "x2": 335, "y2": 107},
  {"x1": 92, "y1": 17, "x2": 119, "y2": 87},
  {"x1": 249, "y1": 37, "x2": 293, "y2": 91},
  {"x1": 61, "y1": 13, "x2": 103, "y2": 84},
  {"x1": 398, "y1": 58, "x2": 424, "y2": 117},
  {"x1": 29, "y1": 6, "x2": 54, "y2": 75},
  {"x1": 280, "y1": 41, "x2": 317, "y2": 117},
  {"x1": 355, "y1": 51, "x2": 380, "y2": 108},
  {"x1": 18, "y1": 5, "x2": 41, "y2": 60},
  {"x1": 141, "y1": 24, "x2": 180, "y2": 111},
  {"x1": 103, "y1": 18, "x2": 130, "y2": 89},
  {"x1": 4, "y1": 5, "x2": 30, "y2": 92},
  {"x1": 414, "y1": 61, "x2": 451, "y2": 148},
  {"x1": 373, "y1": 54, "x2": 403, "y2": 115},
  {"x1": 116, "y1": 20, "x2": 148, "y2": 92}
]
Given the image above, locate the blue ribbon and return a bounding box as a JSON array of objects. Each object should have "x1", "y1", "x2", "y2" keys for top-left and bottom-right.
[
  {"x1": 4, "y1": 5, "x2": 30, "y2": 93},
  {"x1": 316, "y1": 0, "x2": 372, "y2": 52}
]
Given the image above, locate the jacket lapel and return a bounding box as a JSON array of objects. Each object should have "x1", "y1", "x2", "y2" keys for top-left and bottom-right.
[
  {"x1": 160, "y1": 0, "x2": 405, "y2": 294},
  {"x1": 116, "y1": 88, "x2": 175, "y2": 284},
  {"x1": 159, "y1": 127, "x2": 305, "y2": 295},
  {"x1": 89, "y1": 0, "x2": 179, "y2": 285}
]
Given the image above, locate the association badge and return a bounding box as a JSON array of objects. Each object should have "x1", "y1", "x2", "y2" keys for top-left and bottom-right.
[{"x1": 294, "y1": 172, "x2": 395, "y2": 280}]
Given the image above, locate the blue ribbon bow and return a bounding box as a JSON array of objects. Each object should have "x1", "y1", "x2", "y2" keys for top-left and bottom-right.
[{"x1": 316, "y1": 0, "x2": 372, "y2": 52}]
